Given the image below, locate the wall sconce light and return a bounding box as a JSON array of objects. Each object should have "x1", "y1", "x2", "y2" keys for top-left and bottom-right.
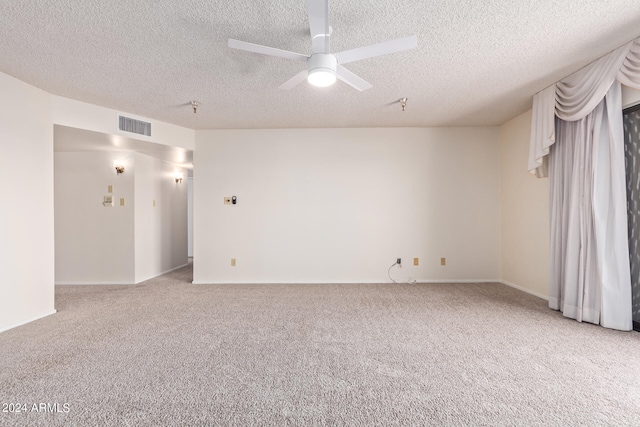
[
  {"x1": 114, "y1": 161, "x2": 125, "y2": 174},
  {"x1": 175, "y1": 172, "x2": 184, "y2": 183}
]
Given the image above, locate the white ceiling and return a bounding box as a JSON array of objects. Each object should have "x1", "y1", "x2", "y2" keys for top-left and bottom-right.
[{"x1": 2, "y1": 1, "x2": 640, "y2": 130}]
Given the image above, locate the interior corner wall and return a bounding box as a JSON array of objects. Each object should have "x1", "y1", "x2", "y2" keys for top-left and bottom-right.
[
  {"x1": 193, "y1": 127, "x2": 501, "y2": 284},
  {"x1": 134, "y1": 153, "x2": 188, "y2": 283},
  {"x1": 0, "y1": 71, "x2": 56, "y2": 332},
  {"x1": 499, "y1": 109, "x2": 549, "y2": 299},
  {"x1": 54, "y1": 151, "x2": 135, "y2": 284}
]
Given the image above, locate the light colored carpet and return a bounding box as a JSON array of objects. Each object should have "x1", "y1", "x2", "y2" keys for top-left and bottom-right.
[{"x1": 1, "y1": 264, "x2": 639, "y2": 426}]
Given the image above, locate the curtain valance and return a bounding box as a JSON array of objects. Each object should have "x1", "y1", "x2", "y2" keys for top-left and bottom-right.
[{"x1": 528, "y1": 37, "x2": 640, "y2": 177}]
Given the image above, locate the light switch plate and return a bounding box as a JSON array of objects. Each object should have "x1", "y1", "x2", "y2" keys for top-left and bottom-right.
[
  {"x1": 224, "y1": 197, "x2": 231, "y2": 205},
  {"x1": 108, "y1": 185, "x2": 113, "y2": 193},
  {"x1": 120, "y1": 198, "x2": 125, "y2": 206}
]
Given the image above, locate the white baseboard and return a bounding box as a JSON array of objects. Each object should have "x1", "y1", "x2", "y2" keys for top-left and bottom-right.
[
  {"x1": 160, "y1": 263, "x2": 189, "y2": 275},
  {"x1": 135, "y1": 263, "x2": 189, "y2": 284},
  {"x1": 55, "y1": 281, "x2": 133, "y2": 285},
  {"x1": 415, "y1": 279, "x2": 500, "y2": 284},
  {"x1": 191, "y1": 279, "x2": 502, "y2": 285},
  {"x1": 56, "y1": 263, "x2": 190, "y2": 286},
  {"x1": 192, "y1": 280, "x2": 391, "y2": 285},
  {"x1": 0, "y1": 309, "x2": 57, "y2": 334},
  {"x1": 500, "y1": 280, "x2": 548, "y2": 301}
]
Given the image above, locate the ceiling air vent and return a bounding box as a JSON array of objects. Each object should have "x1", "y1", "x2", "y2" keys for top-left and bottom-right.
[{"x1": 118, "y1": 115, "x2": 151, "y2": 137}]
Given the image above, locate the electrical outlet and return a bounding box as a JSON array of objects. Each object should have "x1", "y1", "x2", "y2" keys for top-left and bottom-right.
[
  {"x1": 231, "y1": 258, "x2": 236, "y2": 266},
  {"x1": 120, "y1": 198, "x2": 125, "y2": 206},
  {"x1": 224, "y1": 197, "x2": 231, "y2": 205},
  {"x1": 441, "y1": 257, "x2": 446, "y2": 266},
  {"x1": 414, "y1": 258, "x2": 419, "y2": 266}
]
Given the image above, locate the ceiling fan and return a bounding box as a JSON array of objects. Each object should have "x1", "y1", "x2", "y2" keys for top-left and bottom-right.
[{"x1": 228, "y1": 0, "x2": 417, "y2": 91}]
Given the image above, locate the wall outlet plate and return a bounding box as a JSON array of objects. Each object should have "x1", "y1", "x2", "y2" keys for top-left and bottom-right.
[{"x1": 413, "y1": 258, "x2": 419, "y2": 266}]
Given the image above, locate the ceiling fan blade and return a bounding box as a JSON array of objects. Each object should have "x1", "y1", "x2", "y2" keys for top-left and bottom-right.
[
  {"x1": 228, "y1": 39, "x2": 308, "y2": 62},
  {"x1": 336, "y1": 65, "x2": 372, "y2": 91},
  {"x1": 334, "y1": 35, "x2": 417, "y2": 65},
  {"x1": 306, "y1": 0, "x2": 330, "y2": 53},
  {"x1": 279, "y1": 70, "x2": 309, "y2": 90}
]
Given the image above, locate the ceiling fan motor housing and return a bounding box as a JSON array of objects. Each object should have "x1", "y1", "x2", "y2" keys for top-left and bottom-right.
[{"x1": 307, "y1": 53, "x2": 337, "y2": 87}]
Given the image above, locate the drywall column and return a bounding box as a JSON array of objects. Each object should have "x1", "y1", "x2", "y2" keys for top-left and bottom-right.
[
  {"x1": 188, "y1": 177, "x2": 193, "y2": 258},
  {"x1": 0, "y1": 72, "x2": 56, "y2": 332},
  {"x1": 134, "y1": 153, "x2": 188, "y2": 283}
]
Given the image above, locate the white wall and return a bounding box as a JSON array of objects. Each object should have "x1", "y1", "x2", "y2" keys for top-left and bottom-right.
[
  {"x1": 54, "y1": 152, "x2": 136, "y2": 284},
  {"x1": 500, "y1": 110, "x2": 550, "y2": 298},
  {"x1": 134, "y1": 153, "x2": 188, "y2": 283},
  {"x1": 188, "y1": 177, "x2": 193, "y2": 257},
  {"x1": 194, "y1": 127, "x2": 501, "y2": 284},
  {"x1": 55, "y1": 151, "x2": 187, "y2": 284},
  {"x1": 0, "y1": 72, "x2": 56, "y2": 332},
  {"x1": 52, "y1": 96, "x2": 195, "y2": 150}
]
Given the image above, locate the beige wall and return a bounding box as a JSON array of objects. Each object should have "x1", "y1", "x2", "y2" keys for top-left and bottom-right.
[
  {"x1": 194, "y1": 127, "x2": 501, "y2": 284},
  {"x1": 622, "y1": 85, "x2": 640, "y2": 109},
  {"x1": 500, "y1": 110, "x2": 549, "y2": 299}
]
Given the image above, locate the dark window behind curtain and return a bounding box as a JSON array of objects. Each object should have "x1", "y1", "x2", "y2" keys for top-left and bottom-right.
[{"x1": 623, "y1": 106, "x2": 640, "y2": 331}]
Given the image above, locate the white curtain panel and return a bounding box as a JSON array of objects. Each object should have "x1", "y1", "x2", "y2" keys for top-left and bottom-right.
[
  {"x1": 528, "y1": 85, "x2": 556, "y2": 178},
  {"x1": 549, "y1": 84, "x2": 631, "y2": 330},
  {"x1": 528, "y1": 37, "x2": 640, "y2": 331}
]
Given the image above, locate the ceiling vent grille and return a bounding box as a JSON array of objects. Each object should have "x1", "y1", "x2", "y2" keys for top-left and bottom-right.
[{"x1": 118, "y1": 115, "x2": 151, "y2": 137}]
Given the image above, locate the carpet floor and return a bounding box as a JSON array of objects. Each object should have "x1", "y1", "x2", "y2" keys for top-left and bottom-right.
[{"x1": 1, "y1": 264, "x2": 639, "y2": 426}]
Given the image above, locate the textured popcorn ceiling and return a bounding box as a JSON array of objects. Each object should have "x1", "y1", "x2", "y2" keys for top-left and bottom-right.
[{"x1": 1, "y1": 1, "x2": 640, "y2": 130}]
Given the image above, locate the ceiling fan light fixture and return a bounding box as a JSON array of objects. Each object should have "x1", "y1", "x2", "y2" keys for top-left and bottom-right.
[
  {"x1": 307, "y1": 53, "x2": 337, "y2": 87},
  {"x1": 308, "y1": 69, "x2": 336, "y2": 87}
]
